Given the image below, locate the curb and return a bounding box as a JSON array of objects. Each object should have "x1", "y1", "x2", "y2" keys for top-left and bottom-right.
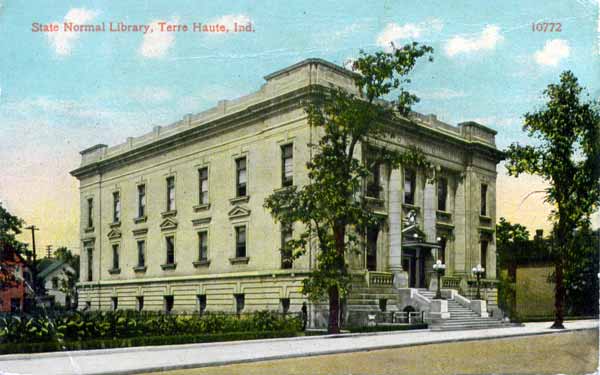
[{"x1": 92, "y1": 325, "x2": 599, "y2": 375}]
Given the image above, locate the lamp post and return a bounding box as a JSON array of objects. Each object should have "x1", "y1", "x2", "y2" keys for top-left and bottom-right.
[
  {"x1": 472, "y1": 264, "x2": 485, "y2": 300},
  {"x1": 433, "y1": 260, "x2": 446, "y2": 299}
]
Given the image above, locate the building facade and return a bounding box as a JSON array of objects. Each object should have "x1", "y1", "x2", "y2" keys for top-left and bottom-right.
[{"x1": 71, "y1": 59, "x2": 502, "y2": 324}]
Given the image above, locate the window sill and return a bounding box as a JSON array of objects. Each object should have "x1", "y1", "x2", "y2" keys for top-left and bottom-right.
[
  {"x1": 110, "y1": 221, "x2": 121, "y2": 228},
  {"x1": 229, "y1": 257, "x2": 249, "y2": 265},
  {"x1": 193, "y1": 259, "x2": 211, "y2": 268},
  {"x1": 161, "y1": 263, "x2": 177, "y2": 270},
  {"x1": 133, "y1": 216, "x2": 147, "y2": 224},
  {"x1": 133, "y1": 266, "x2": 147, "y2": 273},
  {"x1": 193, "y1": 203, "x2": 211, "y2": 212},
  {"x1": 274, "y1": 185, "x2": 295, "y2": 194},
  {"x1": 402, "y1": 203, "x2": 420, "y2": 211},
  {"x1": 108, "y1": 268, "x2": 121, "y2": 275},
  {"x1": 161, "y1": 210, "x2": 177, "y2": 218},
  {"x1": 84, "y1": 226, "x2": 95, "y2": 233},
  {"x1": 132, "y1": 228, "x2": 148, "y2": 236},
  {"x1": 229, "y1": 196, "x2": 250, "y2": 205},
  {"x1": 364, "y1": 196, "x2": 385, "y2": 207},
  {"x1": 479, "y1": 215, "x2": 492, "y2": 224},
  {"x1": 436, "y1": 210, "x2": 452, "y2": 221}
]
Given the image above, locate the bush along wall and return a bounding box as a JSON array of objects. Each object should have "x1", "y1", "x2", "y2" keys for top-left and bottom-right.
[{"x1": 0, "y1": 310, "x2": 303, "y2": 354}]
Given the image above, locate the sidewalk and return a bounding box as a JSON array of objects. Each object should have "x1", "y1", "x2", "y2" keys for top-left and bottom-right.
[{"x1": 0, "y1": 320, "x2": 596, "y2": 375}]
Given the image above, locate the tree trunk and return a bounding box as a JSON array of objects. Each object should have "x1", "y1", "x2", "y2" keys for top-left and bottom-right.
[
  {"x1": 328, "y1": 285, "x2": 340, "y2": 334},
  {"x1": 551, "y1": 255, "x2": 565, "y2": 329},
  {"x1": 328, "y1": 223, "x2": 346, "y2": 334}
]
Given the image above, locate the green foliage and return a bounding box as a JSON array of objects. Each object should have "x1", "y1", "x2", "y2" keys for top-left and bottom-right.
[
  {"x1": 496, "y1": 218, "x2": 553, "y2": 270},
  {"x1": 0, "y1": 330, "x2": 300, "y2": 355},
  {"x1": 0, "y1": 310, "x2": 302, "y2": 346},
  {"x1": 564, "y1": 226, "x2": 599, "y2": 316},
  {"x1": 0, "y1": 202, "x2": 28, "y2": 254},
  {"x1": 505, "y1": 71, "x2": 600, "y2": 237},
  {"x1": 264, "y1": 46, "x2": 433, "y2": 328}
]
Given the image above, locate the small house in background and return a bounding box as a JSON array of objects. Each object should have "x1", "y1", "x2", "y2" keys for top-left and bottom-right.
[
  {"x1": 0, "y1": 246, "x2": 32, "y2": 313},
  {"x1": 38, "y1": 259, "x2": 76, "y2": 308}
]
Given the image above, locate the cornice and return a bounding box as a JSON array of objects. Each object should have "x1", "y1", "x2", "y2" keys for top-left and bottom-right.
[{"x1": 71, "y1": 84, "x2": 502, "y2": 179}]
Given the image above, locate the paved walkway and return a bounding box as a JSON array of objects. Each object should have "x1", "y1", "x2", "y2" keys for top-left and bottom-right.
[{"x1": 0, "y1": 320, "x2": 596, "y2": 375}]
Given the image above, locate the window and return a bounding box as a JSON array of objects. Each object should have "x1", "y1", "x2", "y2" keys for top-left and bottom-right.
[
  {"x1": 235, "y1": 226, "x2": 246, "y2": 258},
  {"x1": 87, "y1": 248, "x2": 93, "y2": 282},
  {"x1": 112, "y1": 191, "x2": 121, "y2": 223},
  {"x1": 367, "y1": 160, "x2": 381, "y2": 198},
  {"x1": 281, "y1": 144, "x2": 293, "y2": 187},
  {"x1": 87, "y1": 198, "x2": 94, "y2": 228},
  {"x1": 197, "y1": 294, "x2": 207, "y2": 314},
  {"x1": 281, "y1": 226, "x2": 293, "y2": 269},
  {"x1": 166, "y1": 176, "x2": 175, "y2": 211},
  {"x1": 480, "y1": 184, "x2": 488, "y2": 216},
  {"x1": 165, "y1": 236, "x2": 175, "y2": 264},
  {"x1": 437, "y1": 178, "x2": 448, "y2": 212},
  {"x1": 198, "y1": 167, "x2": 209, "y2": 205},
  {"x1": 111, "y1": 297, "x2": 118, "y2": 311},
  {"x1": 404, "y1": 169, "x2": 416, "y2": 205},
  {"x1": 439, "y1": 237, "x2": 447, "y2": 264},
  {"x1": 366, "y1": 224, "x2": 379, "y2": 271},
  {"x1": 281, "y1": 298, "x2": 290, "y2": 314},
  {"x1": 480, "y1": 241, "x2": 488, "y2": 277},
  {"x1": 164, "y1": 295, "x2": 174, "y2": 313},
  {"x1": 137, "y1": 296, "x2": 144, "y2": 311},
  {"x1": 137, "y1": 240, "x2": 145, "y2": 267},
  {"x1": 234, "y1": 294, "x2": 245, "y2": 314},
  {"x1": 112, "y1": 244, "x2": 119, "y2": 270},
  {"x1": 198, "y1": 231, "x2": 208, "y2": 261},
  {"x1": 236, "y1": 157, "x2": 247, "y2": 197},
  {"x1": 52, "y1": 277, "x2": 59, "y2": 290},
  {"x1": 137, "y1": 184, "x2": 146, "y2": 218}
]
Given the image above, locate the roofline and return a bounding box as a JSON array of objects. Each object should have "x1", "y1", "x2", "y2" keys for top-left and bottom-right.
[
  {"x1": 263, "y1": 58, "x2": 360, "y2": 81},
  {"x1": 458, "y1": 121, "x2": 498, "y2": 135}
]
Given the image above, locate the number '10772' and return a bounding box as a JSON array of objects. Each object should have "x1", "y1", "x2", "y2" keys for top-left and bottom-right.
[{"x1": 532, "y1": 22, "x2": 562, "y2": 32}]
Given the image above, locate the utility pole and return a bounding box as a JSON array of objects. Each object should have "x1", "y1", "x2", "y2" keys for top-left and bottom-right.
[
  {"x1": 46, "y1": 245, "x2": 53, "y2": 259},
  {"x1": 25, "y1": 225, "x2": 39, "y2": 294}
]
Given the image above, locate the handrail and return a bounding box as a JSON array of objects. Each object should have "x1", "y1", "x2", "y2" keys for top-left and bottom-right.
[{"x1": 454, "y1": 293, "x2": 471, "y2": 308}]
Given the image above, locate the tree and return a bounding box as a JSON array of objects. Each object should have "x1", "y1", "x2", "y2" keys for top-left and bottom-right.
[
  {"x1": 264, "y1": 44, "x2": 434, "y2": 333},
  {"x1": 0, "y1": 202, "x2": 29, "y2": 290},
  {"x1": 505, "y1": 71, "x2": 600, "y2": 328},
  {"x1": 0, "y1": 202, "x2": 28, "y2": 255}
]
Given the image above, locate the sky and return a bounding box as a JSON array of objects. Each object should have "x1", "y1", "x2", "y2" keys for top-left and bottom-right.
[{"x1": 0, "y1": 0, "x2": 599, "y2": 254}]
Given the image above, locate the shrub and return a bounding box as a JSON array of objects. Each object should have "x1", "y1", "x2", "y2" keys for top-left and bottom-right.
[{"x1": 0, "y1": 310, "x2": 302, "y2": 345}]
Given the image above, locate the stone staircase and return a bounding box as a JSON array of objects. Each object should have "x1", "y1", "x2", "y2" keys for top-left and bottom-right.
[{"x1": 417, "y1": 289, "x2": 506, "y2": 331}]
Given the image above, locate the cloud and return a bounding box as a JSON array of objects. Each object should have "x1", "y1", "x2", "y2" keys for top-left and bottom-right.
[
  {"x1": 208, "y1": 14, "x2": 252, "y2": 34},
  {"x1": 139, "y1": 18, "x2": 178, "y2": 58},
  {"x1": 47, "y1": 8, "x2": 99, "y2": 56},
  {"x1": 415, "y1": 88, "x2": 467, "y2": 100},
  {"x1": 533, "y1": 39, "x2": 570, "y2": 67},
  {"x1": 444, "y1": 25, "x2": 503, "y2": 57},
  {"x1": 376, "y1": 19, "x2": 443, "y2": 51}
]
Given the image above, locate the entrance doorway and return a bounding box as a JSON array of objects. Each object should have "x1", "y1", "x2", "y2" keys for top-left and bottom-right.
[{"x1": 401, "y1": 248, "x2": 427, "y2": 288}]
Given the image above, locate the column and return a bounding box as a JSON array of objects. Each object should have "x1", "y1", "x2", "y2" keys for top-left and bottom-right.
[
  {"x1": 388, "y1": 168, "x2": 408, "y2": 288},
  {"x1": 423, "y1": 181, "x2": 436, "y2": 242}
]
